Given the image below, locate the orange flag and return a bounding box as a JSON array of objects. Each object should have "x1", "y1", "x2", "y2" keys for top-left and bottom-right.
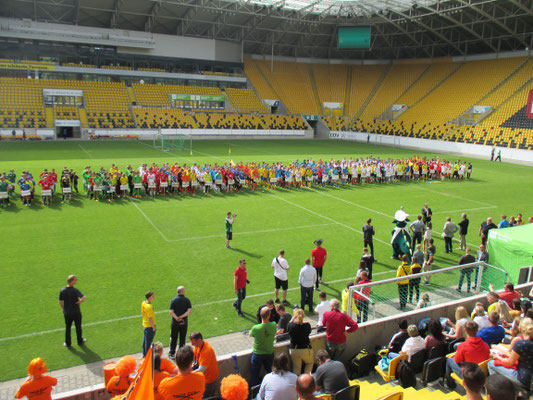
[{"x1": 116, "y1": 348, "x2": 154, "y2": 400}]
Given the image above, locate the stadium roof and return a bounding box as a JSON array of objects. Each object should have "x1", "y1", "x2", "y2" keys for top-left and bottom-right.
[{"x1": 2, "y1": 0, "x2": 533, "y2": 59}]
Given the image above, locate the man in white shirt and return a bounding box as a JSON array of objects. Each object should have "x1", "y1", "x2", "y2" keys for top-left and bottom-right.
[
  {"x1": 314, "y1": 291, "x2": 330, "y2": 331},
  {"x1": 272, "y1": 250, "x2": 290, "y2": 306},
  {"x1": 299, "y1": 258, "x2": 317, "y2": 313}
]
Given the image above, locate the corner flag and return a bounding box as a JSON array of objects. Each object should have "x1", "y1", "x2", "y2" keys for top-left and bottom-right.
[{"x1": 229, "y1": 147, "x2": 231, "y2": 155}]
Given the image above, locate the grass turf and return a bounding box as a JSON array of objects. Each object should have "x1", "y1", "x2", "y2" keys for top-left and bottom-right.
[{"x1": 0, "y1": 139, "x2": 531, "y2": 381}]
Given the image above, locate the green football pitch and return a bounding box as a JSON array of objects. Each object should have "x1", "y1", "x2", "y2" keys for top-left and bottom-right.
[{"x1": 0, "y1": 139, "x2": 531, "y2": 381}]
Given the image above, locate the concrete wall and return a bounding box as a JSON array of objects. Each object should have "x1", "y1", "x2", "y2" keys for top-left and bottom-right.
[
  {"x1": 330, "y1": 131, "x2": 533, "y2": 166},
  {"x1": 88, "y1": 129, "x2": 313, "y2": 140}
]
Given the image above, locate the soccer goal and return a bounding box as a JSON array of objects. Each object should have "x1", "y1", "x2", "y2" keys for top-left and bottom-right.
[{"x1": 154, "y1": 132, "x2": 192, "y2": 152}]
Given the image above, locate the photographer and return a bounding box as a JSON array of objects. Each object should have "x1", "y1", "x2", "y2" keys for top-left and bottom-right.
[{"x1": 225, "y1": 211, "x2": 236, "y2": 249}]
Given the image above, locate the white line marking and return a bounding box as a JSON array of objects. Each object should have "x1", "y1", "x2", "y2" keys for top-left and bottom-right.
[
  {"x1": 78, "y1": 144, "x2": 93, "y2": 158},
  {"x1": 417, "y1": 186, "x2": 494, "y2": 207},
  {"x1": 304, "y1": 187, "x2": 393, "y2": 218},
  {"x1": 166, "y1": 223, "x2": 335, "y2": 242},
  {"x1": 266, "y1": 191, "x2": 390, "y2": 245},
  {"x1": 190, "y1": 149, "x2": 228, "y2": 162},
  {"x1": 129, "y1": 198, "x2": 170, "y2": 241},
  {"x1": 0, "y1": 271, "x2": 395, "y2": 343},
  {"x1": 433, "y1": 206, "x2": 497, "y2": 215}
]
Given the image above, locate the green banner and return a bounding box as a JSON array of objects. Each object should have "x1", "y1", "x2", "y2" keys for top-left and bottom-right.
[
  {"x1": 303, "y1": 115, "x2": 319, "y2": 121},
  {"x1": 170, "y1": 94, "x2": 225, "y2": 102}
]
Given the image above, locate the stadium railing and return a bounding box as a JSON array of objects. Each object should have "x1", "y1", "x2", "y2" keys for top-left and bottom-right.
[{"x1": 348, "y1": 262, "x2": 508, "y2": 321}]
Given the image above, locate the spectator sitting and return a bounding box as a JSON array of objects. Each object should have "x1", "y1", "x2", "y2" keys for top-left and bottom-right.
[
  {"x1": 106, "y1": 355, "x2": 136, "y2": 395},
  {"x1": 444, "y1": 306, "x2": 471, "y2": 340},
  {"x1": 509, "y1": 299, "x2": 522, "y2": 319},
  {"x1": 154, "y1": 354, "x2": 170, "y2": 400},
  {"x1": 477, "y1": 311, "x2": 505, "y2": 345},
  {"x1": 443, "y1": 321, "x2": 490, "y2": 389},
  {"x1": 15, "y1": 358, "x2": 58, "y2": 400},
  {"x1": 416, "y1": 293, "x2": 432, "y2": 310},
  {"x1": 159, "y1": 345, "x2": 205, "y2": 400},
  {"x1": 388, "y1": 318, "x2": 409, "y2": 353},
  {"x1": 153, "y1": 341, "x2": 178, "y2": 375},
  {"x1": 388, "y1": 325, "x2": 425, "y2": 362},
  {"x1": 491, "y1": 283, "x2": 521, "y2": 309},
  {"x1": 462, "y1": 362, "x2": 486, "y2": 400},
  {"x1": 486, "y1": 374, "x2": 517, "y2": 400},
  {"x1": 312, "y1": 349, "x2": 349, "y2": 395},
  {"x1": 493, "y1": 317, "x2": 533, "y2": 356},
  {"x1": 258, "y1": 352, "x2": 298, "y2": 400},
  {"x1": 486, "y1": 292, "x2": 500, "y2": 313},
  {"x1": 472, "y1": 305, "x2": 490, "y2": 330},
  {"x1": 519, "y1": 300, "x2": 532, "y2": 318},
  {"x1": 425, "y1": 319, "x2": 446, "y2": 351},
  {"x1": 494, "y1": 301, "x2": 514, "y2": 328},
  {"x1": 256, "y1": 299, "x2": 280, "y2": 324},
  {"x1": 296, "y1": 374, "x2": 318, "y2": 400}
]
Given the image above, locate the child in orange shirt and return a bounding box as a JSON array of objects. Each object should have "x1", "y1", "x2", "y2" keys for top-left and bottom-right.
[
  {"x1": 106, "y1": 355, "x2": 136, "y2": 396},
  {"x1": 15, "y1": 358, "x2": 58, "y2": 400}
]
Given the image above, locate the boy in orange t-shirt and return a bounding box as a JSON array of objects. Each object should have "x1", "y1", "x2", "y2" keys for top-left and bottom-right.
[
  {"x1": 106, "y1": 356, "x2": 136, "y2": 396},
  {"x1": 15, "y1": 358, "x2": 58, "y2": 400},
  {"x1": 159, "y1": 345, "x2": 205, "y2": 400}
]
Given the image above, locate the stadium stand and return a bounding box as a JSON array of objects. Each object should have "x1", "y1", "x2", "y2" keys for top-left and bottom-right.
[
  {"x1": 132, "y1": 83, "x2": 223, "y2": 107},
  {"x1": 224, "y1": 88, "x2": 269, "y2": 113}
]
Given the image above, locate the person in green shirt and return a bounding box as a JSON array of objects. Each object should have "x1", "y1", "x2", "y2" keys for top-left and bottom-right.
[
  {"x1": 225, "y1": 212, "x2": 236, "y2": 249},
  {"x1": 92, "y1": 174, "x2": 103, "y2": 201},
  {"x1": 6, "y1": 170, "x2": 16, "y2": 197},
  {"x1": 249, "y1": 307, "x2": 277, "y2": 386},
  {"x1": 132, "y1": 172, "x2": 143, "y2": 198},
  {"x1": 0, "y1": 176, "x2": 10, "y2": 207},
  {"x1": 82, "y1": 167, "x2": 92, "y2": 196}
]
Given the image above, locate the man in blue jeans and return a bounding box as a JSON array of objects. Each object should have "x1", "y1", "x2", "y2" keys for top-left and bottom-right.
[
  {"x1": 141, "y1": 291, "x2": 156, "y2": 357},
  {"x1": 249, "y1": 307, "x2": 277, "y2": 386}
]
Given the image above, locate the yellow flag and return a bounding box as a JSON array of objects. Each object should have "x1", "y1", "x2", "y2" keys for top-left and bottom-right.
[
  {"x1": 229, "y1": 147, "x2": 231, "y2": 154},
  {"x1": 230, "y1": 160, "x2": 236, "y2": 167}
]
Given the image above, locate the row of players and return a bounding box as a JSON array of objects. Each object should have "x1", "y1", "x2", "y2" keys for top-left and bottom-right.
[{"x1": 0, "y1": 156, "x2": 473, "y2": 206}]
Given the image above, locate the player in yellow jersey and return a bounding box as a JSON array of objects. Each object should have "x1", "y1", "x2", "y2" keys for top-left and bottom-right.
[{"x1": 119, "y1": 174, "x2": 129, "y2": 198}]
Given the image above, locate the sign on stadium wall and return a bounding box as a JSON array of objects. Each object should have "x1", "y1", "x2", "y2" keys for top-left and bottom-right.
[
  {"x1": 263, "y1": 100, "x2": 280, "y2": 107},
  {"x1": 0, "y1": 62, "x2": 55, "y2": 71},
  {"x1": 169, "y1": 94, "x2": 225, "y2": 102},
  {"x1": 43, "y1": 89, "x2": 84, "y2": 97},
  {"x1": 323, "y1": 102, "x2": 343, "y2": 109},
  {"x1": 55, "y1": 119, "x2": 81, "y2": 127}
]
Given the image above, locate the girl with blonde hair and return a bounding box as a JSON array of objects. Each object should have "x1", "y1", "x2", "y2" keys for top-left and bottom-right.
[{"x1": 288, "y1": 308, "x2": 314, "y2": 374}]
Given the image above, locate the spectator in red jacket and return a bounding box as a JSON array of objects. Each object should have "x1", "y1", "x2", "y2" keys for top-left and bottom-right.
[
  {"x1": 491, "y1": 282, "x2": 521, "y2": 309},
  {"x1": 322, "y1": 299, "x2": 358, "y2": 360},
  {"x1": 443, "y1": 321, "x2": 489, "y2": 389}
]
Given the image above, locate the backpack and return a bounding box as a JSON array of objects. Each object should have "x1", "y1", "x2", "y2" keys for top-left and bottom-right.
[
  {"x1": 348, "y1": 349, "x2": 377, "y2": 379},
  {"x1": 397, "y1": 359, "x2": 417, "y2": 388}
]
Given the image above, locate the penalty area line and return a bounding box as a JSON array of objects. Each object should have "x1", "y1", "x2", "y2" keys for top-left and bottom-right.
[{"x1": 0, "y1": 271, "x2": 395, "y2": 343}]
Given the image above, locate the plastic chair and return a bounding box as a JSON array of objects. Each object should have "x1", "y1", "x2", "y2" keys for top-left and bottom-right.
[
  {"x1": 375, "y1": 354, "x2": 408, "y2": 383},
  {"x1": 427, "y1": 343, "x2": 449, "y2": 359},
  {"x1": 450, "y1": 359, "x2": 490, "y2": 387},
  {"x1": 334, "y1": 384, "x2": 360, "y2": 400},
  {"x1": 420, "y1": 356, "x2": 447, "y2": 386},
  {"x1": 375, "y1": 392, "x2": 403, "y2": 400},
  {"x1": 409, "y1": 348, "x2": 427, "y2": 374}
]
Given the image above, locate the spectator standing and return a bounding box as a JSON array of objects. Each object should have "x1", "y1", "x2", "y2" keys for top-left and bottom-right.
[
  {"x1": 499, "y1": 214, "x2": 510, "y2": 229},
  {"x1": 159, "y1": 346, "x2": 205, "y2": 400},
  {"x1": 421, "y1": 203, "x2": 433, "y2": 226},
  {"x1": 288, "y1": 308, "x2": 314, "y2": 374},
  {"x1": 458, "y1": 213, "x2": 470, "y2": 251},
  {"x1": 474, "y1": 244, "x2": 489, "y2": 287},
  {"x1": 362, "y1": 218, "x2": 375, "y2": 257},
  {"x1": 141, "y1": 291, "x2": 156, "y2": 357},
  {"x1": 396, "y1": 255, "x2": 411, "y2": 309},
  {"x1": 59, "y1": 274, "x2": 86, "y2": 348},
  {"x1": 408, "y1": 258, "x2": 422, "y2": 304},
  {"x1": 168, "y1": 286, "x2": 192, "y2": 358},
  {"x1": 190, "y1": 331, "x2": 220, "y2": 398},
  {"x1": 423, "y1": 222, "x2": 433, "y2": 252},
  {"x1": 354, "y1": 261, "x2": 369, "y2": 284},
  {"x1": 15, "y1": 358, "x2": 58, "y2": 400},
  {"x1": 314, "y1": 291, "x2": 330, "y2": 331},
  {"x1": 311, "y1": 239, "x2": 327, "y2": 289},
  {"x1": 233, "y1": 259, "x2": 248, "y2": 317},
  {"x1": 479, "y1": 217, "x2": 497, "y2": 246},
  {"x1": 299, "y1": 258, "x2": 317, "y2": 313},
  {"x1": 443, "y1": 217, "x2": 459, "y2": 253},
  {"x1": 354, "y1": 271, "x2": 372, "y2": 323},
  {"x1": 360, "y1": 247, "x2": 375, "y2": 280},
  {"x1": 257, "y1": 353, "x2": 297, "y2": 400},
  {"x1": 256, "y1": 299, "x2": 280, "y2": 324},
  {"x1": 313, "y1": 350, "x2": 350, "y2": 395},
  {"x1": 249, "y1": 307, "x2": 277, "y2": 386},
  {"x1": 422, "y1": 238, "x2": 436, "y2": 285},
  {"x1": 276, "y1": 304, "x2": 291, "y2": 335},
  {"x1": 322, "y1": 299, "x2": 358, "y2": 360},
  {"x1": 412, "y1": 243, "x2": 424, "y2": 266},
  {"x1": 410, "y1": 215, "x2": 426, "y2": 247},
  {"x1": 272, "y1": 250, "x2": 290, "y2": 305},
  {"x1": 457, "y1": 248, "x2": 477, "y2": 293}
]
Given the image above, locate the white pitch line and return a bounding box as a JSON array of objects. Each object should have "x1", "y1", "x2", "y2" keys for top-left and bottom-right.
[
  {"x1": 266, "y1": 191, "x2": 390, "y2": 246},
  {"x1": 0, "y1": 271, "x2": 396, "y2": 343},
  {"x1": 417, "y1": 186, "x2": 494, "y2": 207},
  {"x1": 304, "y1": 187, "x2": 393, "y2": 218},
  {"x1": 166, "y1": 223, "x2": 335, "y2": 242},
  {"x1": 78, "y1": 144, "x2": 93, "y2": 158},
  {"x1": 129, "y1": 198, "x2": 170, "y2": 241},
  {"x1": 190, "y1": 149, "x2": 228, "y2": 162},
  {"x1": 433, "y1": 206, "x2": 497, "y2": 215}
]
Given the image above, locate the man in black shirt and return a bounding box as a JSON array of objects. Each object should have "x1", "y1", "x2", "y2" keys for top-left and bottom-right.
[
  {"x1": 457, "y1": 248, "x2": 477, "y2": 293},
  {"x1": 256, "y1": 299, "x2": 280, "y2": 324},
  {"x1": 458, "y1": 213, "x2": 469, "y2": 251},
  {"x1": 421, "y1": 204, "x2": 432, "y2": 226},
  {"x1": 169, "y1": 286, "x2": 192, "y2": 358},
  {"x1": 361, "y1": 247, "x2": 375, "y2": 280},
  {"x1": 362, "y1": 218, "x2": 375, "y2": 257},
  {"x1": 478, "y1": 217, "x2": 497, "y2": 246},
  {"x1": 59, "y1": 275, "x2": 86, "y2": 347}
]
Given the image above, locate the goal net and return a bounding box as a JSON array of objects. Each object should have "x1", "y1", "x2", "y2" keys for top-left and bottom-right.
[{"x1": 156, "y1": 133, "x2": 192, "y2": 152}]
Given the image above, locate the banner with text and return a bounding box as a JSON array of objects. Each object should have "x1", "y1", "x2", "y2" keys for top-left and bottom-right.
[
  {"x1": 169, "y1": 94, "x2": 225, "y2": 102},
  {"x1": 44, "y1": 89, "x2": 84, "y2": 97}
]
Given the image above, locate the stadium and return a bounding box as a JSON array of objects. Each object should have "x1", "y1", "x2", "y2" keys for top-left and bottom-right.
[{"x1": 1, "y1": 0, "x2": 533, "y2": 399}]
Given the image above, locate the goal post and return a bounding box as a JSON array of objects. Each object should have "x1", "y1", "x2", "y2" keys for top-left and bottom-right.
[{"x1": 157, "y1": 132, "x2": 193, "y2": 152}]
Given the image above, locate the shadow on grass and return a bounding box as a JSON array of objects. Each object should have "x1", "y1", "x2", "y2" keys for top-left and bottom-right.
[
  {"x1": 66, "y1": 344, "x2": 103, "y2": 364},
  {"x1": 231, "y1": 247, "x2": 262, "y2": 259}
]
